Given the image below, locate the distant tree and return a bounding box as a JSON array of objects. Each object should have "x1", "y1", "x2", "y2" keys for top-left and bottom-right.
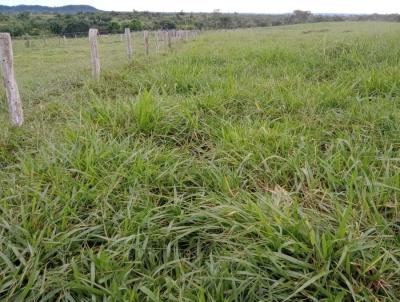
[
  {"x1": 219, "y1": 15, "x2": 232, "y2": 28},
  {"x1": 0, "y1": 22, "x2": 24, "y2": 36},
  {"x1": 160, "y1": 20, "x2": 176, "y2": 30},
  {"x1": 195, "y1": 21, "x2": 205, "y2": 29},
  {"x1": 98, "y1": 14, "x2": 112, "y2": 22},
  {"x1": 49, "y1": 20, "x2": 63, "y2": 34},
  {"x1": 64, "y1": 19, "x2": 90, "y2": 34},
  {"x1": 107, "y1": 21, "x2": 121, "y2": 33},
  {"x1": 16, "y1": 12, "x2": 30, "y2": 20},
  {"x1": 0, "y1": 13, "x2": 9, "y2": 21},
  {"x1": 29, "y1": 17, "x2": 48, "y2": 33},
  {"x1": 332, "y1": 16, "x2": 345, "y2": 22},
  {"x1": 129, "y1": 19, "x2": 144, "y2": 31},
  {"x1": 292, "y1": 10, "x2": 312, "y2": 23}
]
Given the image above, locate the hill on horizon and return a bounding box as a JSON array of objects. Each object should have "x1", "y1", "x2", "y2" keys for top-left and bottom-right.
[{"x1": 0, "y1": 4, "x2": 100, "y2": 14}]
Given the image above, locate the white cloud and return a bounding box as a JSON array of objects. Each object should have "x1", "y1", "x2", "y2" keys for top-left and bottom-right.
[{"x1": 2, "y1": 0, "x2": 400, "y2": 14}]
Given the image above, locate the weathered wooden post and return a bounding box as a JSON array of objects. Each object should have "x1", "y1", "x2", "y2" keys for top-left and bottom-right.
[
  {"x1": 124, "y1": 28, "x2": 133, "y2": 61},
  {"x1": 63, "y1": 35, "x2": 67, "y2": 43},
  {"x1": 144, "y1": 31, "x2": 149, "y2": 55},
  {"x1": 89, "y1": 28, "x2": 100, "y2": 80},
  {"x1": 155, "y1": 31, "x2": 160, "y2": 53},
  {"x1": 0, "y1": 33, "x2": 24, "y2": 126},
  {"x1": 167, "y1": 30, "x2": 172, "y2": 49},
  {"x1": 24, "y1": 37, "x2": 30, "y2": 48},
  {"x1": 163, "y1": 31, "x2": 167, "y2": 48}
]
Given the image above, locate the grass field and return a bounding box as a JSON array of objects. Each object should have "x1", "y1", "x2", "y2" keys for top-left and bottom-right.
[{"x1": 1, "y1": 22, "x2": 400, "y2": 301}]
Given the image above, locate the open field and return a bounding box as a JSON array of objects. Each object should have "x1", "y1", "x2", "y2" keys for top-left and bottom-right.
[{"x1": 1, "y1": 22, "x2": 400, "y2": 301}]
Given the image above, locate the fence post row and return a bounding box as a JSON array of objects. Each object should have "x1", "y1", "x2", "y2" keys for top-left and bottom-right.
[
  {"x1": 144, "y1": 31, "x2": 149, "y2": 56},
  {"x1": 0, "y1": 29, "x2": 200, "y2": 125},
  {"x1": 89, "y1": 28, "x2": 101, "y2": 80},
  {"x1": 124, "y1": 28, "x2": 133, "y2": 61},
  {"x1": 0, "y1": 33, "x2": 24, "y2": 126},
  {"x1": 167, "y1": 31, "x2": 172, "y2": 49},
  {"x1": 155, "y1": 31, "x2": 160, "y2": 53}
]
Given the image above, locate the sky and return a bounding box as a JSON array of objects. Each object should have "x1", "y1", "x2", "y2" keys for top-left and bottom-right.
[{"x1": 2, "y1": 0, "x2": 400, "y2": 14}]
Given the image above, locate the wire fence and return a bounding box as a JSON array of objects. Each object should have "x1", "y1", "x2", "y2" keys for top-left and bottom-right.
[{"x1": 0, "y1": 29, "x2": 200, "y2": 125}]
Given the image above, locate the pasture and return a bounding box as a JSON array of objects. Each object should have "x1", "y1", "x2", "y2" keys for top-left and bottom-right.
[{"x1": 1, "y1": 22, "x2": 400, "y2": 301}]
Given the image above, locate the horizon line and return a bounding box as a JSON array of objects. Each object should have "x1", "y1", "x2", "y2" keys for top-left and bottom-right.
[{"x1": 1, "y1": 4, "x2": 399, "y2": 15}]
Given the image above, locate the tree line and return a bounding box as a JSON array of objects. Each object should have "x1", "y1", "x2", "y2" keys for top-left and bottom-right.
[{"x1": 1, "y1": 10, "x2": 400, "y2": 37}]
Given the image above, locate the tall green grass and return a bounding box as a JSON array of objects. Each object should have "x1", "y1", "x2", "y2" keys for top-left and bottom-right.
[{"x1": 0, "y1": 22, "x2": 400, "y2": 301}]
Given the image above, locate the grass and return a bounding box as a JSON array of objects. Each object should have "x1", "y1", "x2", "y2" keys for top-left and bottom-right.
[{"x1": 0, "y1": 22, "x2": 400, "y2": 301}]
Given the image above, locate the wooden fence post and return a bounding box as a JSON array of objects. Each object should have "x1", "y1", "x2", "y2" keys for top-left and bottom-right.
[
  {"x1": 0, "y1": 33, "x2": 23, "y2": 126},
  {"x1": 163, "y1": 31, "x2": 167, "y2": 48},
  {"x1": 167, "y1": 30, "x2": 172, "y2": 49},
  {"x1": 124, "y1": 28, "x2": 133, "y2": 61},
  {"x1": 155, "y1": 31, "x2": 160, "y2": 53},
  {"x1": 89, "y1": 28, "x2": 100, "y2": 80},
  {"x1": 144, "y1": 31, "x2": 149, "y2": 55}
]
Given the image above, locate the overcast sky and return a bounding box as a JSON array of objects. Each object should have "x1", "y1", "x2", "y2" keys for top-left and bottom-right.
[{"x1": 2, "y1": 0, "x2": 400, "y2": 14}]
